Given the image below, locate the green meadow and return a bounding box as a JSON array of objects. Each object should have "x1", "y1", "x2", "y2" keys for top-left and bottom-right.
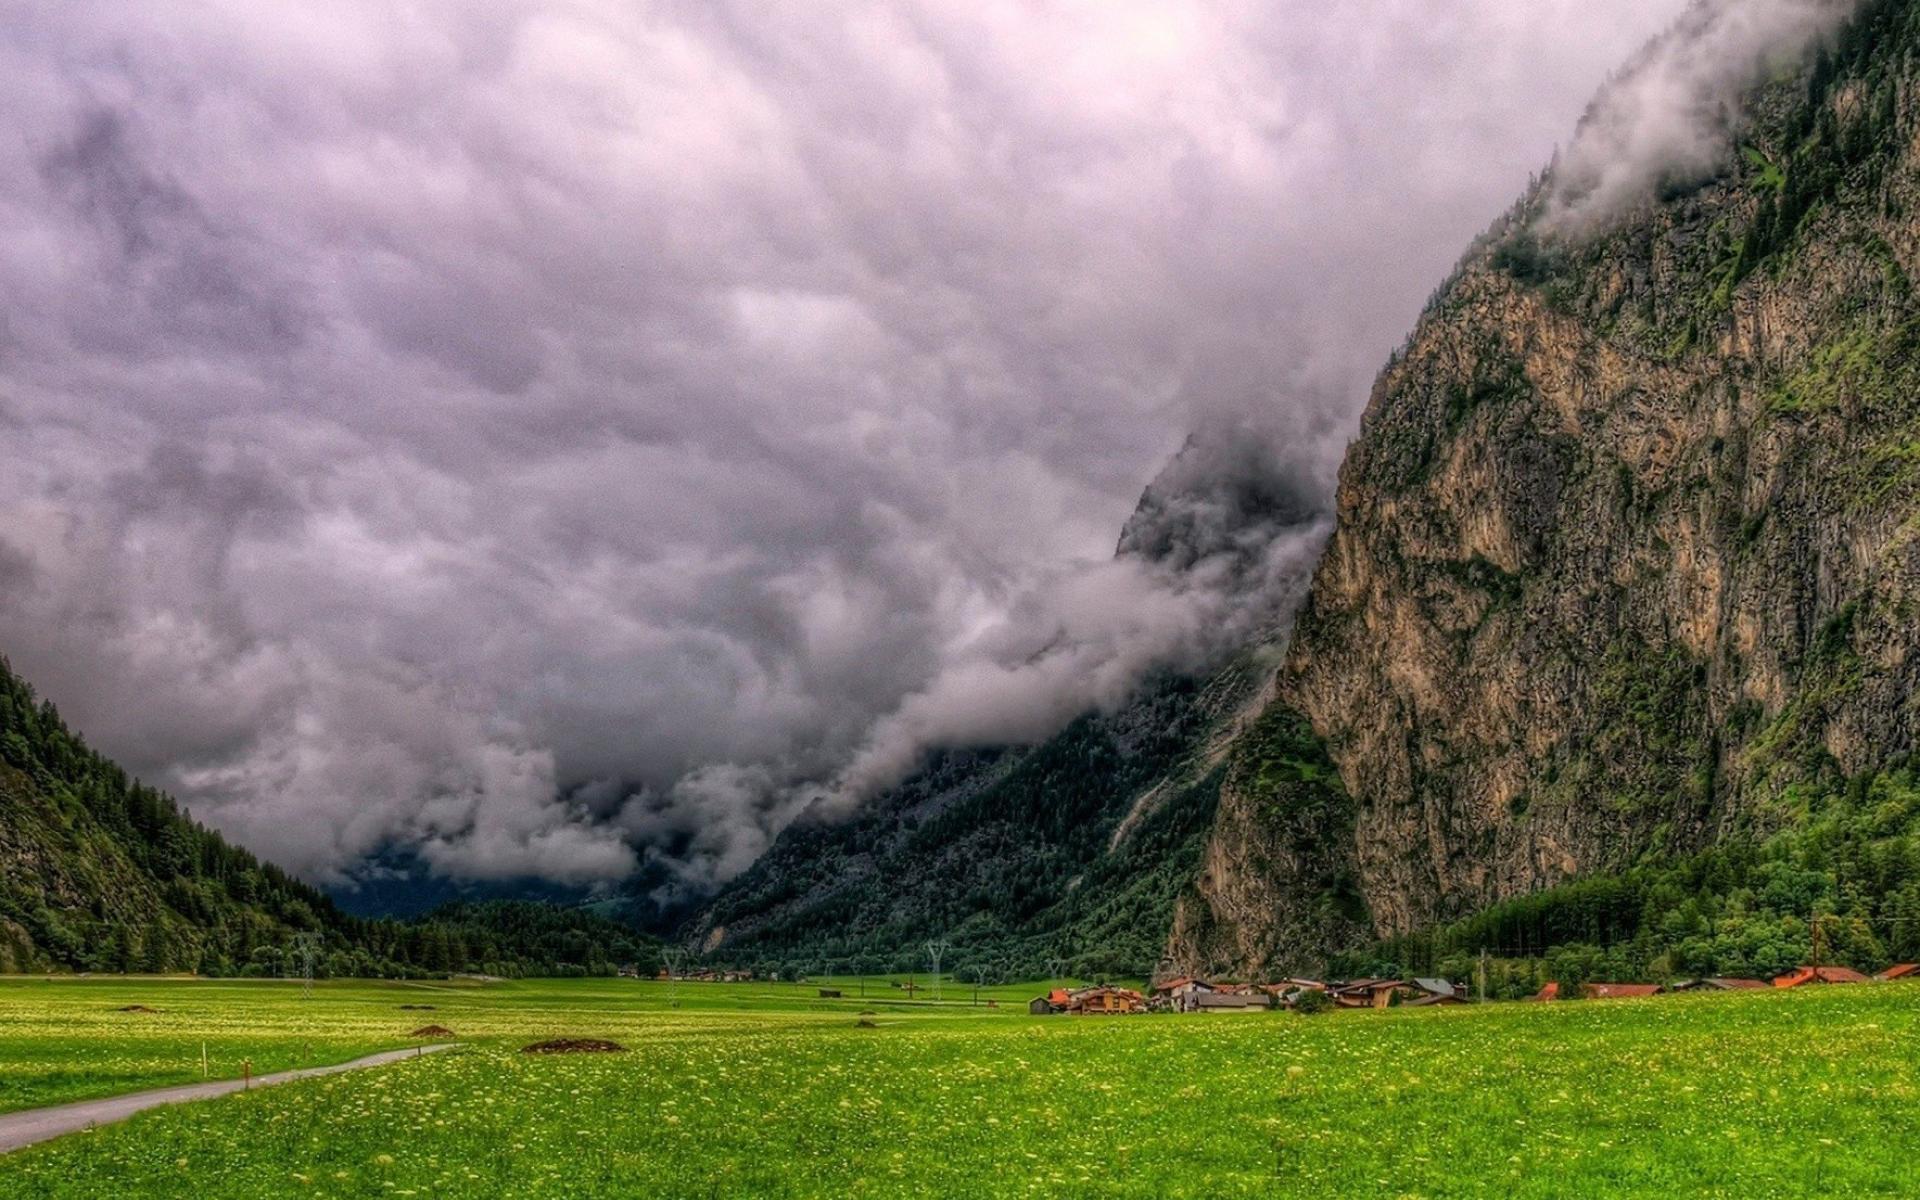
[{"x1": 0, "y1": 976, "x2": 1916, "y2": 1197}]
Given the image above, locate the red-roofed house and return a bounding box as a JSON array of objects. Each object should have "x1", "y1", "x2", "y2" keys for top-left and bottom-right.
[
  {"x1": 1530, "y1": 982, "x2": 1559, "y2": 1002},
  {"x1": 1068, "y1": 986, "x2": 1145, "y2": 1015},
  {"x1": 1773, "y1": 966, "x2": 1871, "y2": 988},
  {"x1": 1876, "y1": 963, "x2": 1919, "y2": 981}
]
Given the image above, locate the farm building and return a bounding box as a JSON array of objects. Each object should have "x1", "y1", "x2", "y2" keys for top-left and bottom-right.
[
  {"x1": 1774, "y1": 966, "x2": 1871, "y2": 988},
  {"x1": 1068, "y1": 987, "x2": 1145, "y2": 1015},
  {"x1": 1530, "y1": 982, "x2": 1560, "y2": 1002},
  {"x1": 1410, "y1": 978, "x2": 1463, "y2": 1002},
  {"x1": 1669, "y1": 978, "x2": 1767, "y2": 991},
  {"x1": 1330, "y1": 979, "x2": 1406, "y2": 1009},
  {"x1": 1580, "y1": 983, "x2": 1662, "y2": 1000},
  {"x1": 1192, "y1": 991, "x2": 1267, "y2": 1012},
  {"x1": 1876, "y1": 963, "x2": 1918, "y2": 981},
  {"x1": 1151, "y1": 976, "x2": 1199, "y2": 997},
  {"x1": 1028, "y1": 996, "x2": 1057, "y2": 1016}
]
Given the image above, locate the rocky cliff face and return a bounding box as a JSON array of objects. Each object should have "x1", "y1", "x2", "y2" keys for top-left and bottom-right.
[
  {"x1": 1262, "y1": 0, "x2": 1920, "y2": 942},
  {"x1": 703, "y1": 3, "x2": 1920, "y2": 980}
]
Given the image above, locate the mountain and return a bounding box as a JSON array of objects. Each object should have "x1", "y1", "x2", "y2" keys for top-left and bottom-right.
[
  {"x1": 1195, "y1": 0, "x2": 1920, "y2": 981},
  {"x1": 682, "y1": 431, "x2": 1343, "y2": 981},
  {"x1": 0, "y1": 655, "x2": 658, "y2": 977},
  {"x1": 699, "y1": 0, "x2": 1920, "y2": 985}
]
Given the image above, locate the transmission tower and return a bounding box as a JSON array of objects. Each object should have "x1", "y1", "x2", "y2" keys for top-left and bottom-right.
[
  {"x1": 291, "y1": 933, "x2": 321, "y2": 1000},
  {"x1": 925, "y1": 939, "x2": 950, "y2": 1003},
  {"x1": 662, "y1": 948, "x2": 686, "y2": 1007}
]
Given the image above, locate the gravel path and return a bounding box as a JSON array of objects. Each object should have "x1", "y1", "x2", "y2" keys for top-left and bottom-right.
[{"x1": 0, "y1": 1044, "x2": 457, "y2": 1154}]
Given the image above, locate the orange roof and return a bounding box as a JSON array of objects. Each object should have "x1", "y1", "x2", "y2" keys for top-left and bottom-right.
[
  {"x1": 1877, "y1": 963, "x2": 1919, "y2": 981},
  {"x1": 1047, "y1": 988, "x2": 1070, "y2": 1005},
  {"x1": 1581, "y1": 982, "x2": 1661, "y2": 999},
  {"x1": 1774, "y1": 966, "x2": 1871, "y2": 987},
  {"x1": 1532, "y1": 982, "x2": 1559, "y2": 1001}
]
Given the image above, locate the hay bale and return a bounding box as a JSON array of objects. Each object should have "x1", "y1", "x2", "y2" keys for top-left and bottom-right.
[
  {"x1": 520, "y1": 1038, "x2": 627, "y2": 1054},
  {"x1": 409, "y1": 1025, "x2": 456, "y2": 1038}
]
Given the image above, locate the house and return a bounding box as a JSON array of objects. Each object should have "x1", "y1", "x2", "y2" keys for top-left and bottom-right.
[
  {"x1": 1067, "y1": 986, "x2": 1145, "y2": 1015},
  {"x1": 1028, "y1": 995, "x2": 1058, "y2": 1016},
  {"x1": 1329, "y1": 979, "x2": 1406, "y2": 1009},
  {"x1": 1048, "y1": 988, "x2": 1071, "y2": 1008},
  {"x1": 1410, "y1": 978, "x2": 1463, "y2": 1002},
  {"x1": 1773, "y1": 966, "x2": 1871, "y2": 988},
  {"x1": 1159, "y1": 979, "x2": 1216, "y2": 1009},
  {"x1": 1260, "y1": 979, "x2": 1326, "y2": 1006},
  {"x1": 1580, "y1": 982, "x2": 1662, "y2": 1000},
  {"x1": 1530, "y1": 982, "x2": 1560, "y2": 1002},
  {"x1": 1669, "y1": 977, "x2": 1767, "y2": 991},
  {"x1": 1876, "y1": 963, "x2": 1919, "y2": 981},
  {"x1": 1193, "y1": 990, "x2": 1268, "y2": 1012},
  {"x1": 617, "y1": 963, "x2": 641, "y2": 979},
  {"x1": 1150, "y1": 976, "x2": 1200, "y2": 997}
]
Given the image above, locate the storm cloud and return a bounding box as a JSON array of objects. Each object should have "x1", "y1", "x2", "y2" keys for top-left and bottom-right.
[{"x1": 0, "y1": 1, "x2": 1689, "y2": 894}]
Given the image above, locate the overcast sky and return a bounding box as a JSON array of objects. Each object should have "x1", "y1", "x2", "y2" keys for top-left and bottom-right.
[{"x1": 0, "y1": 0, "x2": 1693, "y2": 895}]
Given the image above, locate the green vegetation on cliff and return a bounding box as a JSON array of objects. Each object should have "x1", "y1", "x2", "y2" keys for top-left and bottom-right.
[
  {"x1": 1339, "y1": 762, "x2": 1920, "y2": 997},
  {"x1": 692, "y1": 672, "x2": 1251, "y2": 981},
  {"x1": 1282, "y1": 0, "x2": 1920, "y2": 969}
]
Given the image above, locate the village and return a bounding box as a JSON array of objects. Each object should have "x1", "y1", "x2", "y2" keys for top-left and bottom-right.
[
  {"x1": 1024, "y1": 961, "x2": 1920, "y2": 1015},
  {"x1": 625, "y1": 960, "x2": 1920, "y2": 1014}
]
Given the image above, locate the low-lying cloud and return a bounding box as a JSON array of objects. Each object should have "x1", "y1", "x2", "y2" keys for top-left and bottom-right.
[
  {"x1": 1546, "y1": 0, "x2": 1859, "y2": 231},
  {"x1": 0, "y1": 1, "x2": 1689, "y2": 897}
]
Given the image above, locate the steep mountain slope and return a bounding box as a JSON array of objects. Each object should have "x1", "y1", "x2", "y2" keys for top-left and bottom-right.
[
  {"x1": 687, "y1": 438, "x2": 1348, "y2": 980},
  {"x1": 690, "y1": 669, "x2": 1249, "y2": 979},
  {"x1": 0, "y1": 655, "x2": 657, "y2": 976},
  {"x1": 1256, "y1": 0, "x2": 1920, "y2": 946},
  {"x1": 696, "y1": 2, "x2": 1920, "y2": 984}
]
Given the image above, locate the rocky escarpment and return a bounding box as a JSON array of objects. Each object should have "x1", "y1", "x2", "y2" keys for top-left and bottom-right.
[{"x1": 1262, "y1": 0, "x2": 1920, "y2": 942}]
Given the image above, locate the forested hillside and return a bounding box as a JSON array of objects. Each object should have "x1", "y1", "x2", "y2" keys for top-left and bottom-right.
[
  {"x1": 689, "y1": 671, "x2": 1246, "y2": 981},
  {"x1": 0, "y1": 656, "x2": 657, "y2": 977}
]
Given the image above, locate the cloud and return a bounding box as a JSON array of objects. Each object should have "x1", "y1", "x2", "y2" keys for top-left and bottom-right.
[
  {"x1": 1544, "y1": 0, "x2": 1858, "y2": 232},
  {"x1": 0, "y1": 0, "x2": 1689, "y2": 893}
]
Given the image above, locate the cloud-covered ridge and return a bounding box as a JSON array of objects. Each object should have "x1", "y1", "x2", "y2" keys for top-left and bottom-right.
[
  {"x1": 0, "y1": 1, "x2": 1690, "y2": 895},
  {"x1": 1545, "y1": 0, "x2": 1859, "y2": 231}
]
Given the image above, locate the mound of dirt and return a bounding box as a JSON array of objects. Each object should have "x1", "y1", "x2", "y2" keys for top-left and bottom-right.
[
  {"x1": 856, "y1": 1018, "x2": 879, "y2": 1028},
  {"x1": 521, "y1": 1038, "x2": 627, "y2": 1054},
  {"x1": 115, "y1": 1005, "x2": 159, "y2": 1013},
  {"x1": 398, "y1": 1004, "x2": 437, "y2": 1011},
  {"x1": 409, "y1": 1025, "x2": 456, "y2": 1038}
]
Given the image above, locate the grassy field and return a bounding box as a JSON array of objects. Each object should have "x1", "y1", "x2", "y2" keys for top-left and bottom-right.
[{"x1": 0, "y1": 976, "x2": 1915, "y2": 1196}]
